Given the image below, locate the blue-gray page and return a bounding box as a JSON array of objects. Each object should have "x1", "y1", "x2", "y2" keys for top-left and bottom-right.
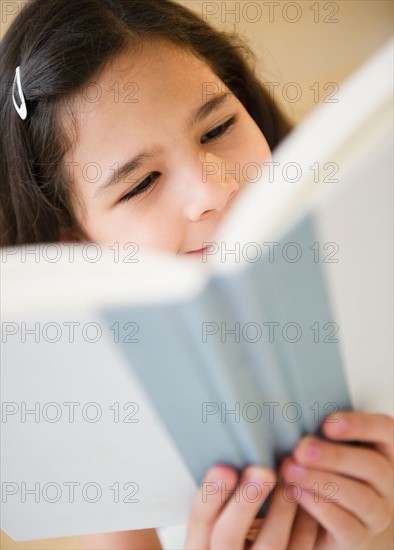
[
  {"x1": 102, "y1": 282, "x2": 275, "y2": 485},
  {"x1": 102, "y1": 213, "x2": 352, "y2": 485},
  {"x1": 215, "y1": 213, "x2": 352, "y2": 460}
]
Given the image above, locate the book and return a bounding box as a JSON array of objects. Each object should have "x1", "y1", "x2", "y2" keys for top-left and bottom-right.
[{"x1": 1, "y1": 38, "x2": 393, "y2": 541}]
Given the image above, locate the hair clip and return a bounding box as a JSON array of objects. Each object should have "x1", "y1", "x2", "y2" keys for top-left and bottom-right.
[{"x1": 12, "y1": 66, "x2": 27, "y2": 120}]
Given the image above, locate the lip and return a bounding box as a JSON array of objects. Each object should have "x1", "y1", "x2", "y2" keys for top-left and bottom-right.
[{"x1": 186, "y1": 246, "x2": 210, "y2": 255}]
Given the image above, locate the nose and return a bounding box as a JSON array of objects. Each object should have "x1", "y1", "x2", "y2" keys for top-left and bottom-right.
[{"x1": 183, "y1": 153, "x2": 240, "y2": 222}]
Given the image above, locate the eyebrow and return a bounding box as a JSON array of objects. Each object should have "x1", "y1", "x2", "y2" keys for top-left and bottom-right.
[
  {"x1": 95, "y1": 91, "x2": 231, "y2": 196},
  {"x1": 188, "y1": 91, "x2": 231, "y2": 128}
]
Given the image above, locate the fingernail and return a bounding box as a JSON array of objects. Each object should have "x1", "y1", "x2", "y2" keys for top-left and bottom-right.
[
  {"x1": 207, "y1": 465, "x2": 237, "y2": 484},
  {"x1": 245, "y1": 466, "x2": 274, "y2": 483},
  {"x1": 299, "y1": 438, "x2": 321, "y2": 460},
  {"x1": 331, "y1": 416, "x2": 348, "y2": 434},
  {"x1": 290, "y1": 463, "x2": 306, "y2": 477}
]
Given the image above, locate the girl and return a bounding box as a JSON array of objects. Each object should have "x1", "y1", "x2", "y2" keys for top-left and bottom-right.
[{"x1": 1, "y1": 0, "x2": 393, "y2": 548}]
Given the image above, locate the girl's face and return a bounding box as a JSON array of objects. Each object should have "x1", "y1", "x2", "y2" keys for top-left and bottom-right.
[{"x1": 64, "y1": 39, "x2": 271, "y2": 255}]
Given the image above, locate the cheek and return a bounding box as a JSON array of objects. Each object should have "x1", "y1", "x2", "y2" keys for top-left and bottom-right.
[
  {"x1": 230, "y1": 109, "x2": 272, "y2": 159},
  {"x1": 244, "y1": 119, "x2": 272, "y2": 162},
  {"x1": 227, "y1": 121, "x2": 272, "y2": 185},
  {"x1": 82, "y1": 205, "x2": 181, "y2": 252}
]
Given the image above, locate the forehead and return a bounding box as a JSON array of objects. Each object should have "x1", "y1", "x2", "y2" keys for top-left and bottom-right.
[
  {"x1": 101, "y1": 39, "x2": 213, "y2": 96},
  {"x1": 65, "y1": 40, "x2": 224, "y2": 156}
]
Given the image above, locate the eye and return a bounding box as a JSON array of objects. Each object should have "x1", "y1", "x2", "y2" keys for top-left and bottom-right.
[
  {"x1": 119, "y1": 172, "x2": 160, "y2": 203},
  {"x1": 201, "y1": 116, "x2": 237, "y2": 145}
]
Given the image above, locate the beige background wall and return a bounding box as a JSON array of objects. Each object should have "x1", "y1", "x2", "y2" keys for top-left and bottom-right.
[
  {"x1": 178, "y1": 0, "x2": 393, "y2": 123},
  {"x1": 1, "y1": 1, "x2": 393, "y2": 548}
]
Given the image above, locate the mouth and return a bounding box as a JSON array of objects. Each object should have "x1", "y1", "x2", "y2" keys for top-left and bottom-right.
[
  {"x1": 186, "y1": 247, "x2": 209, "y2": 255},
  {"x1": 186, "y1": 245, "x2": 214, "y2": 255}
]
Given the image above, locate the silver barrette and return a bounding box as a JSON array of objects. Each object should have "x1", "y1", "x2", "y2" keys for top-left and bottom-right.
[{"x1": 12, "y1": 66, "x2": 27, "y2": 120}]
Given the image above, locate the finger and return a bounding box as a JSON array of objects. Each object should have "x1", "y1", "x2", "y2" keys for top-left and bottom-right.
[
  {"x1": 297, "y1": 488, "x2": 367, "y2": 549},
  {"x1": 322, "y1": 412, "x2": 394, "y2": 462},
  {"x1": 293, "y1": 436, "x2": 393, "y2": 500},
  {"x1": 210, "y1": 466, "x2": 276, "y2": 549},
  {"x1": 288, "y1": 507, "x2": 319, "y2": 549},
  {"x1": 282, "y1": 457, "x2": 393, "y2": 534},
  {"x1": 185, "y1": 465, "x2": 238, "y2": 549},
  {"x1": 251, "y1": 481, "x2": 298, "y2": 549}
]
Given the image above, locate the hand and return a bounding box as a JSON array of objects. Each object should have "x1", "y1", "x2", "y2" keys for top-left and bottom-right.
[
  {"x1": 185, "y1": 465, "x2": 319, "y2": 549},
  {"x1": 281, "y1": 412, "x2": 394, "y2": 549}
]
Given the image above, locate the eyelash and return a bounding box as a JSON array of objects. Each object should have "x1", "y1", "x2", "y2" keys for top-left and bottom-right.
[
  {"x1": 119, "y1": 116, "x2": 237, "y2": 203},
  {"x1": 200, "y1": 116, "x2": 237, "y2": 144}
]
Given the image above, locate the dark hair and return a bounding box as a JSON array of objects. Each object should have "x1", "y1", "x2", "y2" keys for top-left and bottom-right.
[{"x1": 0, "y1": 0, "x2": 292, "y2": 245}]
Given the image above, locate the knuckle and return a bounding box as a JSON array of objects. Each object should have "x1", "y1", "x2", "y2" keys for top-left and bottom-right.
[
  {"x1": 355, "y1": 488, "x2": 371, "y2": 512},
  {"x1": 377, "y1": 507, "x2": 393, "y2": 532},
  {"x1": 375, "y1": 414, "x2": 394, "y2": 445},
  {"x1": 336, "y1": 518, "x2": 363, "y2": 546},
  {"x1": 380, "y1": 414, "x2": 394, "y2": 432},
  {"x1": 367, "y1": 452, "x2": 386, "y2": 478},
  {"x1": 329, "y1": 441, "x2": 346, "y2": 464}
]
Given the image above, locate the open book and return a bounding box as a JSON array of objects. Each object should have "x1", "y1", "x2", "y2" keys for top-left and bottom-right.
[{"x1": 1, "y1": 38, "x2": 393, "y2": 541}]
